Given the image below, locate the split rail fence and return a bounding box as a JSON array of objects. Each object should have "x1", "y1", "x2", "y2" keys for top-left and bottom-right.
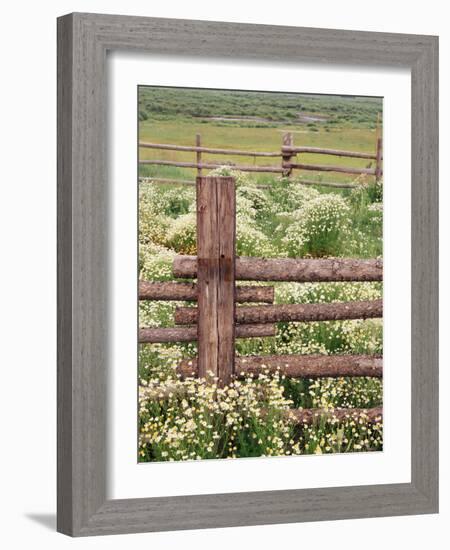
[
  {"x1": 139, "y1": 132, "x2": 383, "y2": 189},
  {"x1": 139, "y1": 176, "x2": 383, "y2": 425}
]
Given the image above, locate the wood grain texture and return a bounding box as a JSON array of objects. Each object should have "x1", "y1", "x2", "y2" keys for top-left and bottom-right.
[
  {"x1": 216, "y1": 177, "x2": 236, "y2": 385},
  {"x1": 140, "y1": 140, "x2": 281, "y2": 157},
  {"x1": 139, "y1": 280, "x2": 274, "y2": 302},
  {"x1": 410, "y1": 33, "x2": 439, "y2": 507},
  {"x1": 57, "y1": 14, "x2": 74, "y2": 535},
  {"x1": 173, "y1": 255, "x2": 383, "y2": 281},
  {"x1": 175, "y1": 299, "x2": 383, "y2": 325},
  {"x1": 65, "y1": 484, "x2": 433, "y2": 536},
  {"x1": 196, "y1": 177, "x2": 218, "y2": 379},
  {"x1": 57, "y1": 12, "x2": 438, "y2": 536},
  {"x1": 58, "y1": 12, "x2": 109, "y2": 536},
  {"x1": 196, "y1": 134, "x2": 202, "y2": 177},
  {"x1": 196, "y1": 177, "x2": 236, "y2": 384},
  {"x1": 140, "y1": 137, "x2": 378, "y2": 177},
  {"x1": 282, "y1": 145, "x2": 378, "y2": 159},
  {"x1": 141, "y1": 159, "x2": 377, "y2": 176},
  {"x1": 139, "y1": 324, "x2": 276, "y2": 343},
  {"x1": 281, "y1": 132, "x2": 294, "y2": 176},
  {"x1": 375, "y1": 137, "x2": 383, "y2": 180},
  {"x1": 139, "y1": 176, "x2": 196, "y2": 186}
]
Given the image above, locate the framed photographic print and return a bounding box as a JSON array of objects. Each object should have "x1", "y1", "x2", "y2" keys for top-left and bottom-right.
[{"x1": 57, "y1": 13, "x2": 438, "y2": 536}]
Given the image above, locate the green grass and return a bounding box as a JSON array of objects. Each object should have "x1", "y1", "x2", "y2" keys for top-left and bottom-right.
[
  {"x1": 139, "y1": 119, "x2": 379, "y2": 184},
  {"x1": 139, "y1": 87, "x2": 381, "y2": 127},
  {"x1": 139, "y1": 87, "x2": 382, "y2": 185}
]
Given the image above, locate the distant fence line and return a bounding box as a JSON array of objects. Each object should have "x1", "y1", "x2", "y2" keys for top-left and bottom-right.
[{"x1": 139, "y1": 132, "x2": 383, "y2": 188}]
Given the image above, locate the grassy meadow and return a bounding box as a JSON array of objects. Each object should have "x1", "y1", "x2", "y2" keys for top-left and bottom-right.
[
  {"x1": 139, "y1": 87, "x2": 382, "y2": 184},
  {"x1": 138, "y1": 87, "x2": 383, "y2": 462}
]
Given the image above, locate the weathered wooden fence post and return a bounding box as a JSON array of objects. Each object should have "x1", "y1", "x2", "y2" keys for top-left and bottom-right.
[
  {"x1": 375, "y1": 137, "x2": 383, "y2": 182},
  {"x1": 196, "y1": 134, "x2": 202, "y2": 177},
  {"x1": 196, "y1": 176, "x2": 236, "y2": 386},
  {"x1": 282, "y1": 132, "x2": 294, "y2": 177}
]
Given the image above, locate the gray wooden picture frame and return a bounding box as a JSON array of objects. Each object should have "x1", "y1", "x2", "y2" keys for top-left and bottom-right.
[{"x1": 57, "y1": 12, "x2": 439, "y2": 537}]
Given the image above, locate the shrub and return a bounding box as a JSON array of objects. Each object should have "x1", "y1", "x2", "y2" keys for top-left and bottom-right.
[
  {"x1": 166, "y1": 213, "x2": 197, "y2": 254},
  {"x1": 275, "y1": 281, "x2": 382, "y2": 306},
  {"x1": 275, "y1": 317, "x2": 382, "y2": 358},
  {"x1": 237, "y1": 218, "x2": 275, "y2": 257},
  {"x1": 139, "y1": 194, "x2": 171, "y2": 246},
  {"x1": 367, "y1": 202, "x2": 383, "y2": 222},
  {"x1": 208, "y1": 166, "x2": 253, "y2": 187},
  {"x1": 139, "y1": 182, "x2": 195, "y2": 247},
  {"x1": 237, "y1": 185, "x2": 270, "y2": 216},
  {"x1": 269, "y1": 179, "x2": 320, "y2": 213},
  {"x1": 283, "y1": 194, "x2": 351, "y2": 257},
  {"x1": 350, "y1": 177, "x2": 383, "y2": 206},
  {"x1": 346, "y1": 178, "x2": 383, "y2": 257},
  {"x1": 139, "y1": 300, "x2": 177, "y2": 329},
  {"x1": 140, "y1": 182, "x2": 194, "y2": 218},
  {"x1": 139, "y1": 245, "x2": 176, "y2": 281},
  {"x1": 236, "y1": 192, "x2": 258, "y2": 222},
  {"x1": 139, "y1": 344, "x2": 195, "y2": 383}
]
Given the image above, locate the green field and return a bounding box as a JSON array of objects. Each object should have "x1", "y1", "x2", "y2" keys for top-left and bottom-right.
[
  {"x1": 138, "y1": 87, "x2": 383, "y2": 462},
  {"x1": 139, "y1": 87, "x2": 382, "y2": 184},
  {"x1": 138, "y1": 87, "x2": 381, "y2": 126}
]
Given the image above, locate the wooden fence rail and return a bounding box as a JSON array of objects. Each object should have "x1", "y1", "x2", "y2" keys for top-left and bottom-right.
[
  {"x1": 139, "y1": 132, "x2": 383, "y2": 184},
  {"x1": 140, "y1": 159, "x2": 284, "y2": 173},
  {"x1": 178, "y1": 354, "x2": 382, "y2": 379},
  {"x1": 140, "y1": 141, "x2": 282, "y2": 157},
  {"x1": 281, "y1": 145, "x2": 379, "y2": 159},
  {"x1": 140, "y1": 177, "x2": 196, "y2": 186},
  {"x1": 139, "y1": 280, "x2": 274, "y2": 303},
  {"x1": 174, "y1": 299, "x2": 383, "y2": 325},
  {"x1": 139, "y1": 324, "x2": 276, "y2": 344},
  {"x1": 173, "y1": 255, "x2": 383, "y2": 282}
]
